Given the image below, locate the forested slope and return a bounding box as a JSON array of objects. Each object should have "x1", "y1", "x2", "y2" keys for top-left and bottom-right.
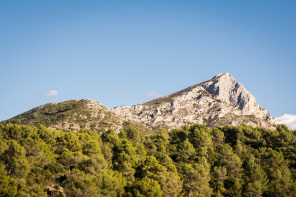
[{"x1": 0, "y1": 123, "x2": 295, "y2": 196}]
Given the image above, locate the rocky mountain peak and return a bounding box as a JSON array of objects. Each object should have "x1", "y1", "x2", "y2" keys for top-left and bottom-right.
[
  {"x1": 200, "y1": 73, "x2": 262, "y2": 115},
  {"x1": 112, "y1": 73, "x2": 277, "y2": 129}
]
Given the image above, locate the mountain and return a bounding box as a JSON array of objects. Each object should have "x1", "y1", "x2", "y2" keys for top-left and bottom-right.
[
  {"x1": 3, "y1": 73, "x2": 277, "y2": 131},
  {"x1": 3, "y1": 99, "x2": 124, "y2": 132},
  {"x1": 112, "y1": 73, "x2": 277, "y2": 129}
]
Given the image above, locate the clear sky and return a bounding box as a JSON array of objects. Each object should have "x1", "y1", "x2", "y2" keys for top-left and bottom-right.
[{"x1": 1, "y1": 1, "x2": 296, "y2": 125}]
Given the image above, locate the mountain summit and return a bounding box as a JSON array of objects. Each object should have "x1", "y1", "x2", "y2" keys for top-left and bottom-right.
[
  {"x1": 4, "y1": 73, "x2": 277, "y2": 131},
  {"x1": 112, "y1": 73, "x2": 277, "y2": 129}
]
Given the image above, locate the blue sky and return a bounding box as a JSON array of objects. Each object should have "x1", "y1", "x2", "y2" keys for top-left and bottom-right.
[{"x1": 1, "y1": 0, "x2": 296, "y2": 126}]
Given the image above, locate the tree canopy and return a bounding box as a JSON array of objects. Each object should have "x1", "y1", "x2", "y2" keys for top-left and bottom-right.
[{"x1": 0, "y1": 123, "x2": 295, "y2": 196}]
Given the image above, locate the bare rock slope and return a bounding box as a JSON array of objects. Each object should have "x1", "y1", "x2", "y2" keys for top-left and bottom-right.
[{"x1": 112, "y1": 73, "x2": 277, "y2": 129}]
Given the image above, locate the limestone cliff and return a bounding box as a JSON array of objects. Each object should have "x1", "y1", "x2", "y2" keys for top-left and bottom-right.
[{"x1": 112, "y1": 73, "x2": 277, "y2": 129}]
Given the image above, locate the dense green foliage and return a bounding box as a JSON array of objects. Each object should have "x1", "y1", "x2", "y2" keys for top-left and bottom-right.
[{"x1": 0, "y1": 123, "x2": 295, "y2": 196}]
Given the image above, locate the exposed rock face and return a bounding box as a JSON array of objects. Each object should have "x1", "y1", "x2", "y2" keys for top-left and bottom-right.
[
  {"x1": 201, "y1": 73, "x2": 266, "y2": 117},
  {"x1": 112, "y1": 73, "x2": 277, "y2": 129}
]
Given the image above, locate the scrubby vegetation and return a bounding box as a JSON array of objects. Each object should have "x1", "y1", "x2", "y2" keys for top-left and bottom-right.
[
  {"x1": 3, "y1": 100, "x2": 123, "y2": 131},
  {"x1": 0, "y1": 123, "x2": 296, "y2": 196},
  {"x1": 3, "y1": 100, "x2": 85, "y2": 127}
]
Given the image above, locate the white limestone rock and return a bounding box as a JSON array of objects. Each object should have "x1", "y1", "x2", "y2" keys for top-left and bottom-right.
[{"x1": 111, "y1": 73, "x2": 277, "y2": 130}]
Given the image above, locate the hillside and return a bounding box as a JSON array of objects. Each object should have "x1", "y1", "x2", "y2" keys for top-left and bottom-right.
[
  {"x1": 3, "y1": 99, "x2": 123, "y2": 132},
  {"x1": 112, "y1": 73, "x2": 277, "y2": 129}
]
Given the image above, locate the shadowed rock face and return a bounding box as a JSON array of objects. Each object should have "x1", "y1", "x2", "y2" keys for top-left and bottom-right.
[
  {"x1": 201, "y1": 73, "x2": 262, "y2": 115},
  {"x1": 112, "y1": 73, "x2": 277, "y2": 129}
]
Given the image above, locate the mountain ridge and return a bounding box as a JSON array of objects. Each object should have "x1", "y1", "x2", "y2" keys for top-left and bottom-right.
[
  {"x1": 112, "y1": 73, "x2": 277, "y2": 129},
  {"x1": 3, "y1": 99, "x2": 123, "y2": 132},
  {"x1": 3, "y1": 73, "x2": 277, "y2": 131}
]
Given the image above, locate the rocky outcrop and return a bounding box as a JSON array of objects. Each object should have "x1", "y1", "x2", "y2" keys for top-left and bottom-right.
[{"x1": 112, "y1": 73, "x2": 277, "y2": 129}]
